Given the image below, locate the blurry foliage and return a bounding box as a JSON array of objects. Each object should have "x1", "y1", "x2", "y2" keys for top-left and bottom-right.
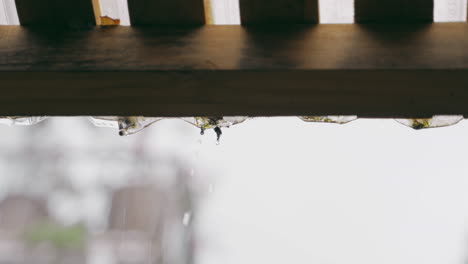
[{"x1": 24, "y1": 222, "x2": 86, "y2": 249}]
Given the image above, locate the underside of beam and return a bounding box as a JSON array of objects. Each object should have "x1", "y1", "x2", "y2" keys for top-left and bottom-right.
[
  {"x1": 355, "y1": 0, "x2": 434, "y2": 23},
  {"x1": 15, "y1": 0, "x2": 95, "y2": 27},
  {"x1": 239, "y1": 0, "x2": 319, "y2": 24},
  {"x1": 128, "y1": 0, "x2": 206, "y2": 25},
  {"x1": 1, "y1": 23, "x2": 468, "y2": 117}
]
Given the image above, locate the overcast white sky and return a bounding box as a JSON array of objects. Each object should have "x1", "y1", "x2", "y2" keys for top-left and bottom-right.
[
  {"x1": 2, "y1": 117, "x2": 468, "y2": 263},
  {"x1": 100, "y1": 116, "x2": 468, "y2": 264}
]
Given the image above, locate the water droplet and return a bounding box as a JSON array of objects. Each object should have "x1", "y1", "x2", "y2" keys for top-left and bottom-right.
[
  {"x1": 200, "y1": 128, "x2": 205, "y2": 135},
  {"x1": 214, "y1": 127, "x2": 222, "y2": 144},
  {"x1": 182, "y1": 116, "x2": 248, "y2": 138},
  {"x1": 299, "y1": 116, "x2": 357, "y2": 124},
  {"x1": 0, "y1": 116, "x2": 48, "y2": 126},
  {"x1": 117, "y1": 117, "x2": 162, "y2": 136},
  {"x1": 182, "y1": 212, "x2": 192, "y2": 226},
  {"x1": 395, "y1": 115, "x2": 464, "y2": 130}
]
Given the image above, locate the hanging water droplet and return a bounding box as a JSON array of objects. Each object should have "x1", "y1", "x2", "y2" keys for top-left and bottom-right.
[
  {"x1": 90, "y1": 116, "x2": 162, "y2": 135},
  {"x1": 299, "y1": 116, "x2": 357, "y2": 124},
  {"x1": 182, "y1": 116, "x2": 248, "y2": 140},
  {"x1": 89, "y1": 116, "x2": 119, "y2": 128},
  {"x1": 395, "y1": 115, "x2": 464, "y2": 130},
  {"x1": 118, "y1": 117, "x2": 162, "y2": 136},
  {"x1": 214, "y1": 126, "x2": 222, "y2": 144},
  {"x1": 0, "y1": 116, "x2": 48, "y2": 126},
  {"x1": 182, "y1": 212, "x2": 192, "y2": 227}
]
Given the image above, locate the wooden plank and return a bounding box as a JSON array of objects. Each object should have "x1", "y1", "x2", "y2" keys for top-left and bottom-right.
[
  {"x1": 1, "y1": 23, "x2": 468, "y2": 117},
  {"x1": 355, "y1": 0, "x2": 434, "y2": 23},
  {"x1": 128, "y1": 0, "x2": 205, "y2": 26},
  {"x1": 15, "y1": 0, "x2": 95, "y2": 27},
  {"x1": 92, "y1": 0, "x2": 102, "y2": 26},
  {"x1": 203, "y1": 0, "x2": 214, "y2": 24},
  {"x1": 239, "y1": 0, "x2": 319, "y2": 24}
]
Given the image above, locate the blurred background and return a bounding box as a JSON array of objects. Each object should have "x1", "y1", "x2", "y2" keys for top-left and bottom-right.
[{"x1": 1, "y1": 117, "x2": 468, "y2": 264}]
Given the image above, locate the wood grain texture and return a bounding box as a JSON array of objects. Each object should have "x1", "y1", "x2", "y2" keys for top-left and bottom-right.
[
  {"x1": 92, "y1": 0, "x2": 102, "y2": 25},
  {"x1": 355, "y1": 0, "x2": 434, "y2": 23},
  {"x1": 239, "y1": 0, "x2": 319, "y2": 24},
  {"x1": 1, "y1": 23, "x2": 468, "y2": 117},
  {"x1": 128, "y1": 0, "x2": 206, "y2": 26},
  {"x1": 203, "y1": 0, "x2": 214, "y2": 24},
  {"x1": 15, "y1": 0, "x2": 96, "y2": 27}
]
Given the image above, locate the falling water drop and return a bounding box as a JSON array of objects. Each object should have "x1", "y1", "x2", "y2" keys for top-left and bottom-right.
[
  {"x1": 214, "y1": 127, "x2": 222, "y2": 144},
  {"x1": 182, "y1": 212, "x2": 192, "y2": 227}
]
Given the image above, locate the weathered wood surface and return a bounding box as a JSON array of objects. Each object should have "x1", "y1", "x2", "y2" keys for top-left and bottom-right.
[
  {"x1": 355, "y1": 0, "x2": 434, "y2": 23},
  {"x1": 91, "y1": 0, "x2": 102, "y2": 26},
  {"x1": 1, "y1": 23, "x2": 468, "y2": 117},
  {"x1": 239, "y1": 0, "x2": 319, "y2": 24},
  {"x1": 15, "y1": 0, "x2": 96, "y2": 27},
  {"x1": 128, "y1": 0, "x2": 206, "y2": 25}
]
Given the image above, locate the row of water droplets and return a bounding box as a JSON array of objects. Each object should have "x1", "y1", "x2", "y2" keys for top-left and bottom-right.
[{"x1": 0, "y1": 115, "x2": 465, "y2": 140}]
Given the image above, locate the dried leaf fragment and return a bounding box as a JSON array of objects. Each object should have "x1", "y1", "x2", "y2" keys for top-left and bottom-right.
[{"x1": 100, "y1": 16, "x2": 120, "y2": 26}]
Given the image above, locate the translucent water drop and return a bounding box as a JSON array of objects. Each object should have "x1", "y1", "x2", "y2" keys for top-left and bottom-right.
[
  {"x1": 88, "y1": 116, "x2": 119, "y2": 128},
  {"x1": 182, "y1": 117, "x2": 248, "y2": 130},
  {"x1": 395, "y1": 115, "x2": 464, "y2": 130},
  {"x1": 118, "y1": 117, "x2": 162, "y2": 136},
  {"x1": 214, "y1": 127, "x2": 222, "y2": 144},
  {"x1": 182, "y1": 116, "x2": 248, "y2": 140},
  {"x1": 299, "y1": 116, "x2": 357, "y2": 124},
  {"x1": 0, "y1": 116, "x2": 48, "y2": 126},
  {"x1": 90, "y1": 116, "x2": 162, "y2": 136},
  {"x1": 182, "y1": 212, "x2": 192, "y2": 227},
  {"x1": 221, "y1": 116, "x2": 250, "y2": 126}
]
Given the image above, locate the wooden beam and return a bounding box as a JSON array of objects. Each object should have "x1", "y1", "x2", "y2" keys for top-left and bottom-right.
[
  {"x1": 128, "y1": 0, "x2": 206, "y2": 26},
  {"x1": 15, "y1": 0, "x2": 96, "y2": 27},
  {"x1": 1, "y1": 23, "x2": 468, "y2": 117},
  {"x1": 355, "y1": 0, "x2": 434, "y2": 23},
  {"x1": 239, "y1": 0, "x2": 319, "y2": 24}
]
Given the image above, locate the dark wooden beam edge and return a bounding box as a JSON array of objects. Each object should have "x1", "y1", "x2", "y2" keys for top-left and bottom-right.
[
  {"x1": 1, "y1": 23, "x2": 468, "y2": 117},
  {"x1": 1, "y1": 70, "x2": 467, "y2": 118},
  {"x1": 128, "y1": 0, "x2": 206, "y2": 26},
  {"x1": 355, "y1": 0, "x2": 434, "y2": 23},
  {"x1": 239, "y1": 0, "x2": 319, "y2": 24},
  {"x1": 15, "y1": 0, "x2": 96, "y2": 27}
]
